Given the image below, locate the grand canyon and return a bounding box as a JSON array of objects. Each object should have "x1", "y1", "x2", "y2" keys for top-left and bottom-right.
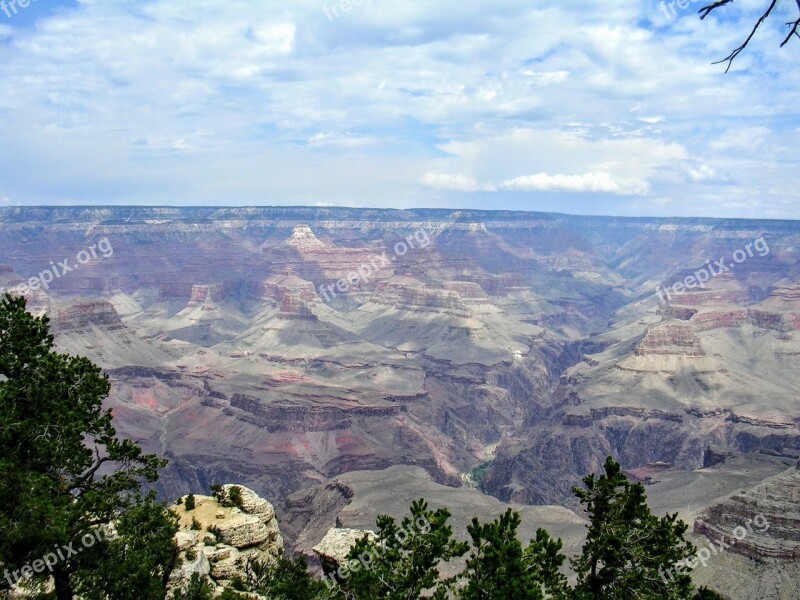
[{"x1": 1, "y1": 206, "x2": 799, "y2": 598}]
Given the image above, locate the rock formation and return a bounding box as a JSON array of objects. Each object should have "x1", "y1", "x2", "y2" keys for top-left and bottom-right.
[
  {"x1": 312, "y1": 528, "x2": 376, "y2": 571},
  {"x1": 169, "y1": 485, "x2": 283, "y2": 594},
  {"x1": 50, "y1": 299, "x2": 123, "y2": 333},
  {"x1": 694, "y1": 466, "x2": 800, "y2": 561},
  {"x1": 4, "y1": 206, "x2": 800, "y2": 591},
  {"x1": 283, "y1": 224, "x2": 328, "y2": 250}
]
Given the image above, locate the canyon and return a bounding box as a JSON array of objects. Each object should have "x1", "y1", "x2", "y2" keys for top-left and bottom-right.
[{"x1": 2, "y1": 206, "x2": 799, "y2": 598}]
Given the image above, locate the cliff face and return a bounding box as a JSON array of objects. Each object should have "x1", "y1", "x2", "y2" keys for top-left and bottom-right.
[
  {"x1": 3, "y1": 207, "x2": 800, "y2": 550},
  {"x1": 635, "y1": 322, "x2": 705, "y2": 357},
  {"x1": 51, "y1": 300, "x2": 123, "y2": 333},
  {"x1": 694, "y1": 466, "x2": 800, "y2": 561}
]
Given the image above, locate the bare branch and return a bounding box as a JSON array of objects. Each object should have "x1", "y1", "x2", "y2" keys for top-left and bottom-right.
[
  {"x1": 698, "y1": 0, "x2": 735, "y2": 21},
  {"x1": 699, "y1": 0, "x2": 800, "y2": 72},
  {"x1": 781, "y1": 0, "x2": 800, "y2": 46},
  {"x1": 717, "y1": 0, "x2": 778, "y2": 72}
]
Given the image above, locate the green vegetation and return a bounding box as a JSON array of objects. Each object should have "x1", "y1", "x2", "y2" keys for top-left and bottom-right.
[
  {"x1": 170, "y1": 573, "x2": 214, "y2": 600},
  {"x1": 237, "y1": 557, "x2": 330, "y2": 600},
  {"x1": 209, "y1": 484, "x2": 244, "y2": 509},
  {"x1": 74, "y1": 493, "x2": 179, "y2": 600},
  {"x1": 460, "y1": 508, "x2": 569, "y2": 599},
  {"x1": 0, "y1": 295, "x2": 727, "y2": 599},
  {"x1": 206, "y1": 524, "x2": 222, "y2": 542},
  {"x1": 0, "y1": 294, "x2": 177, "y2": 600},
  {"x1": 210, "y1": 484, "x2": 227, "y2": 504},
  {"x1": 339, "y1": 499, "x2": 469, "y2": 599},
  {"x1": 467, "y1": 461, "x2": 491, "y2": 492},
  {"x1": 571, "y1": 457, "x2": 697, "y2": 599},
  {"x1": 695, "y1": 587, "x2": 726, "y2": 599},
  {"x1": 228, "y1": 486, "x2": 244, "y2": 509}
]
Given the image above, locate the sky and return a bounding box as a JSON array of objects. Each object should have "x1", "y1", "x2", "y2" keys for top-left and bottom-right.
[{"x1": 0, "y1": 0, "x2": 798, "y2": 218}]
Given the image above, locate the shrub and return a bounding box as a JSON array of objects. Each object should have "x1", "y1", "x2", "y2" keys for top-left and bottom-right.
[
  {"x1": 171, "y1": 573, "x2": 214, "y2": 600},
  {"x1": 228, "y1": 486, "x2": 244, "y2": 509},
  {"x1": 207, "y1": 524, "x2": 223, "y2": 542},
  {"x1": 210, "y1": 484, "x2": 227, "y2": 505}
]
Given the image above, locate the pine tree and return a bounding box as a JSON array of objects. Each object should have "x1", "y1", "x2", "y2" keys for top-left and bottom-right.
[
  {"x1": 72, "y1": 492, "x2": 179, "y2": 599},
  {"x1": 339, "y1": 499, "x2": 469, "y2": 599},
  {"x1": 458, "y1": 508, "x2": 569, "y2": 600},
  {"x1": 572, "y1": 457, "x2": 696, "y2": 599},
  {"x1": 0, "y1": 294, "x2": 169, "y2": 599},
  {"x1": 171, "y1": 573, "x2": 215, "y2": 600},
  {"x1": 239, "y1": 556, "x2": 331, "y2": 600}
]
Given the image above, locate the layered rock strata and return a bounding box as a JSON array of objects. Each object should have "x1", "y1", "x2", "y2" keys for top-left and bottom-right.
[{"x1": 169, "y1": 485, "x2": 284, "y2": 594}]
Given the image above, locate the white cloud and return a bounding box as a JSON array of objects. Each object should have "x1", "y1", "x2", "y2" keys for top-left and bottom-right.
[
  {"x1": 0, "y1": 0, "x2": 796, "y2": 216},
  {"x1": 520, "y1": 70, "x2": 570, "y2": 85},
  {"x1": 421, "y1": 172, "x2": 494, "y2": 192},
  {"x1": 499, "y1": 172, "x2": 649, "y2": 195},
  {"x1": 687, "y1": 164, "x2": 717, "y2": 182},
  {"x1": 308, "y1": 132, "x2": 379, "y2": 149},
  {"x1": 423, "y1": 128, "x2": 684, "y2": 198}
]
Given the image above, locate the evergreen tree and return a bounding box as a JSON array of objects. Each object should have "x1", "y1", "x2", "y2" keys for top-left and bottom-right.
[
  {"x1": 170, "y1": 573, "x2": 214, "y2": 600},
  {"x1": 458, "y1": 508, "x2": 569, "y2": 600},
  {"x1": 523, "y1": 527, "x2": 571, "y2": 599},
  {"x1": 0, "y1": 294, "x2": 168, "y2": 599},
  {"x1": 73, "y1": 491, "x2": 180, "y2": 600},
  {"x1": 239, "y1": 556, "x2": 331, "y2": 600},
  {"x1": 338, "y1": 499, "x2": 469, "y2": 599},
  {"x1": 572, "y1": 457, "x2": 696, "y2": 599}
]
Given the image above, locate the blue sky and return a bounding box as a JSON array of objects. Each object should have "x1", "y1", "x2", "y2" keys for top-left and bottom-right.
[{"x1": 0, "y1": 0, "x2": 798, "y2": 218}]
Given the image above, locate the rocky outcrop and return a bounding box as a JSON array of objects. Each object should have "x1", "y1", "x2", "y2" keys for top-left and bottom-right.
[
  {"x1": 747, "y1": 310, "x2": 785, "y2": 331},
  {"x1": 635, "y1": 322, "x2": 705, "y2": 357},
  {"x1": 694, "y1": 467, "x2": 800, "y2": 561},
  {"x1": 229, "y1": 394, "x2": 406, "y2": 432},
  {"x1": 442, "y1": 281, "x2": 489, "y2": 302},
  {"x1": 691, "y1": 309, "x2": 748, "y2": 331},
  {"x1": 169, "y1": 485, "x2": 283, "y2": 595},
  {"x1": 312, "y1": 528, "x2": 376, "y2": 571},
  {"x1": 659, "y1": 306, "x2": 698, "y2": 321},
  {"x1": 371, "y1": 279, "x2": 472, "y2": 317},
  {"x1": 50, "y1": 299, "x2": 123, "y2": 333},
  {"x1": 259, "y1": 273, "x2": 319, "y2": 320},
  {"x1": 188, "y1": 284, "x2": 224, "y2": 307},
  {"x1": 283, "y1": 225, "x2": 328, "y2": 250}
]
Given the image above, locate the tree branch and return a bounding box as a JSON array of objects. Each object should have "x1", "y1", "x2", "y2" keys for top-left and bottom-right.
[
  {"x1": 699, "y1": 0, "x2": 800, "y2": 71},
  {"x1": 698, "y1": 0, "x2": 735, "y2": 20},
  {"x1": 712, "y1": 0, "x2": 779, "y2": 72},
  {"x1": 781, "y1": 0, "x2": 800, "y2": 46}
]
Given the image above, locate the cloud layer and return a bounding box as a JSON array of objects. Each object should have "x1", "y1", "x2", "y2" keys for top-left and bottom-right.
[{"x1": 0, "y1": 0, "x2": 797, "y2": 217}]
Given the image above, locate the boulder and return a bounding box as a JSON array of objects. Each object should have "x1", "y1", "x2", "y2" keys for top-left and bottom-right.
[
  {"x1": 168, "y1": 485, "x2": 283, "y2": 595},
  {"x1": 312, "y1": 527, "x2": 376, "y2": 568}
]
